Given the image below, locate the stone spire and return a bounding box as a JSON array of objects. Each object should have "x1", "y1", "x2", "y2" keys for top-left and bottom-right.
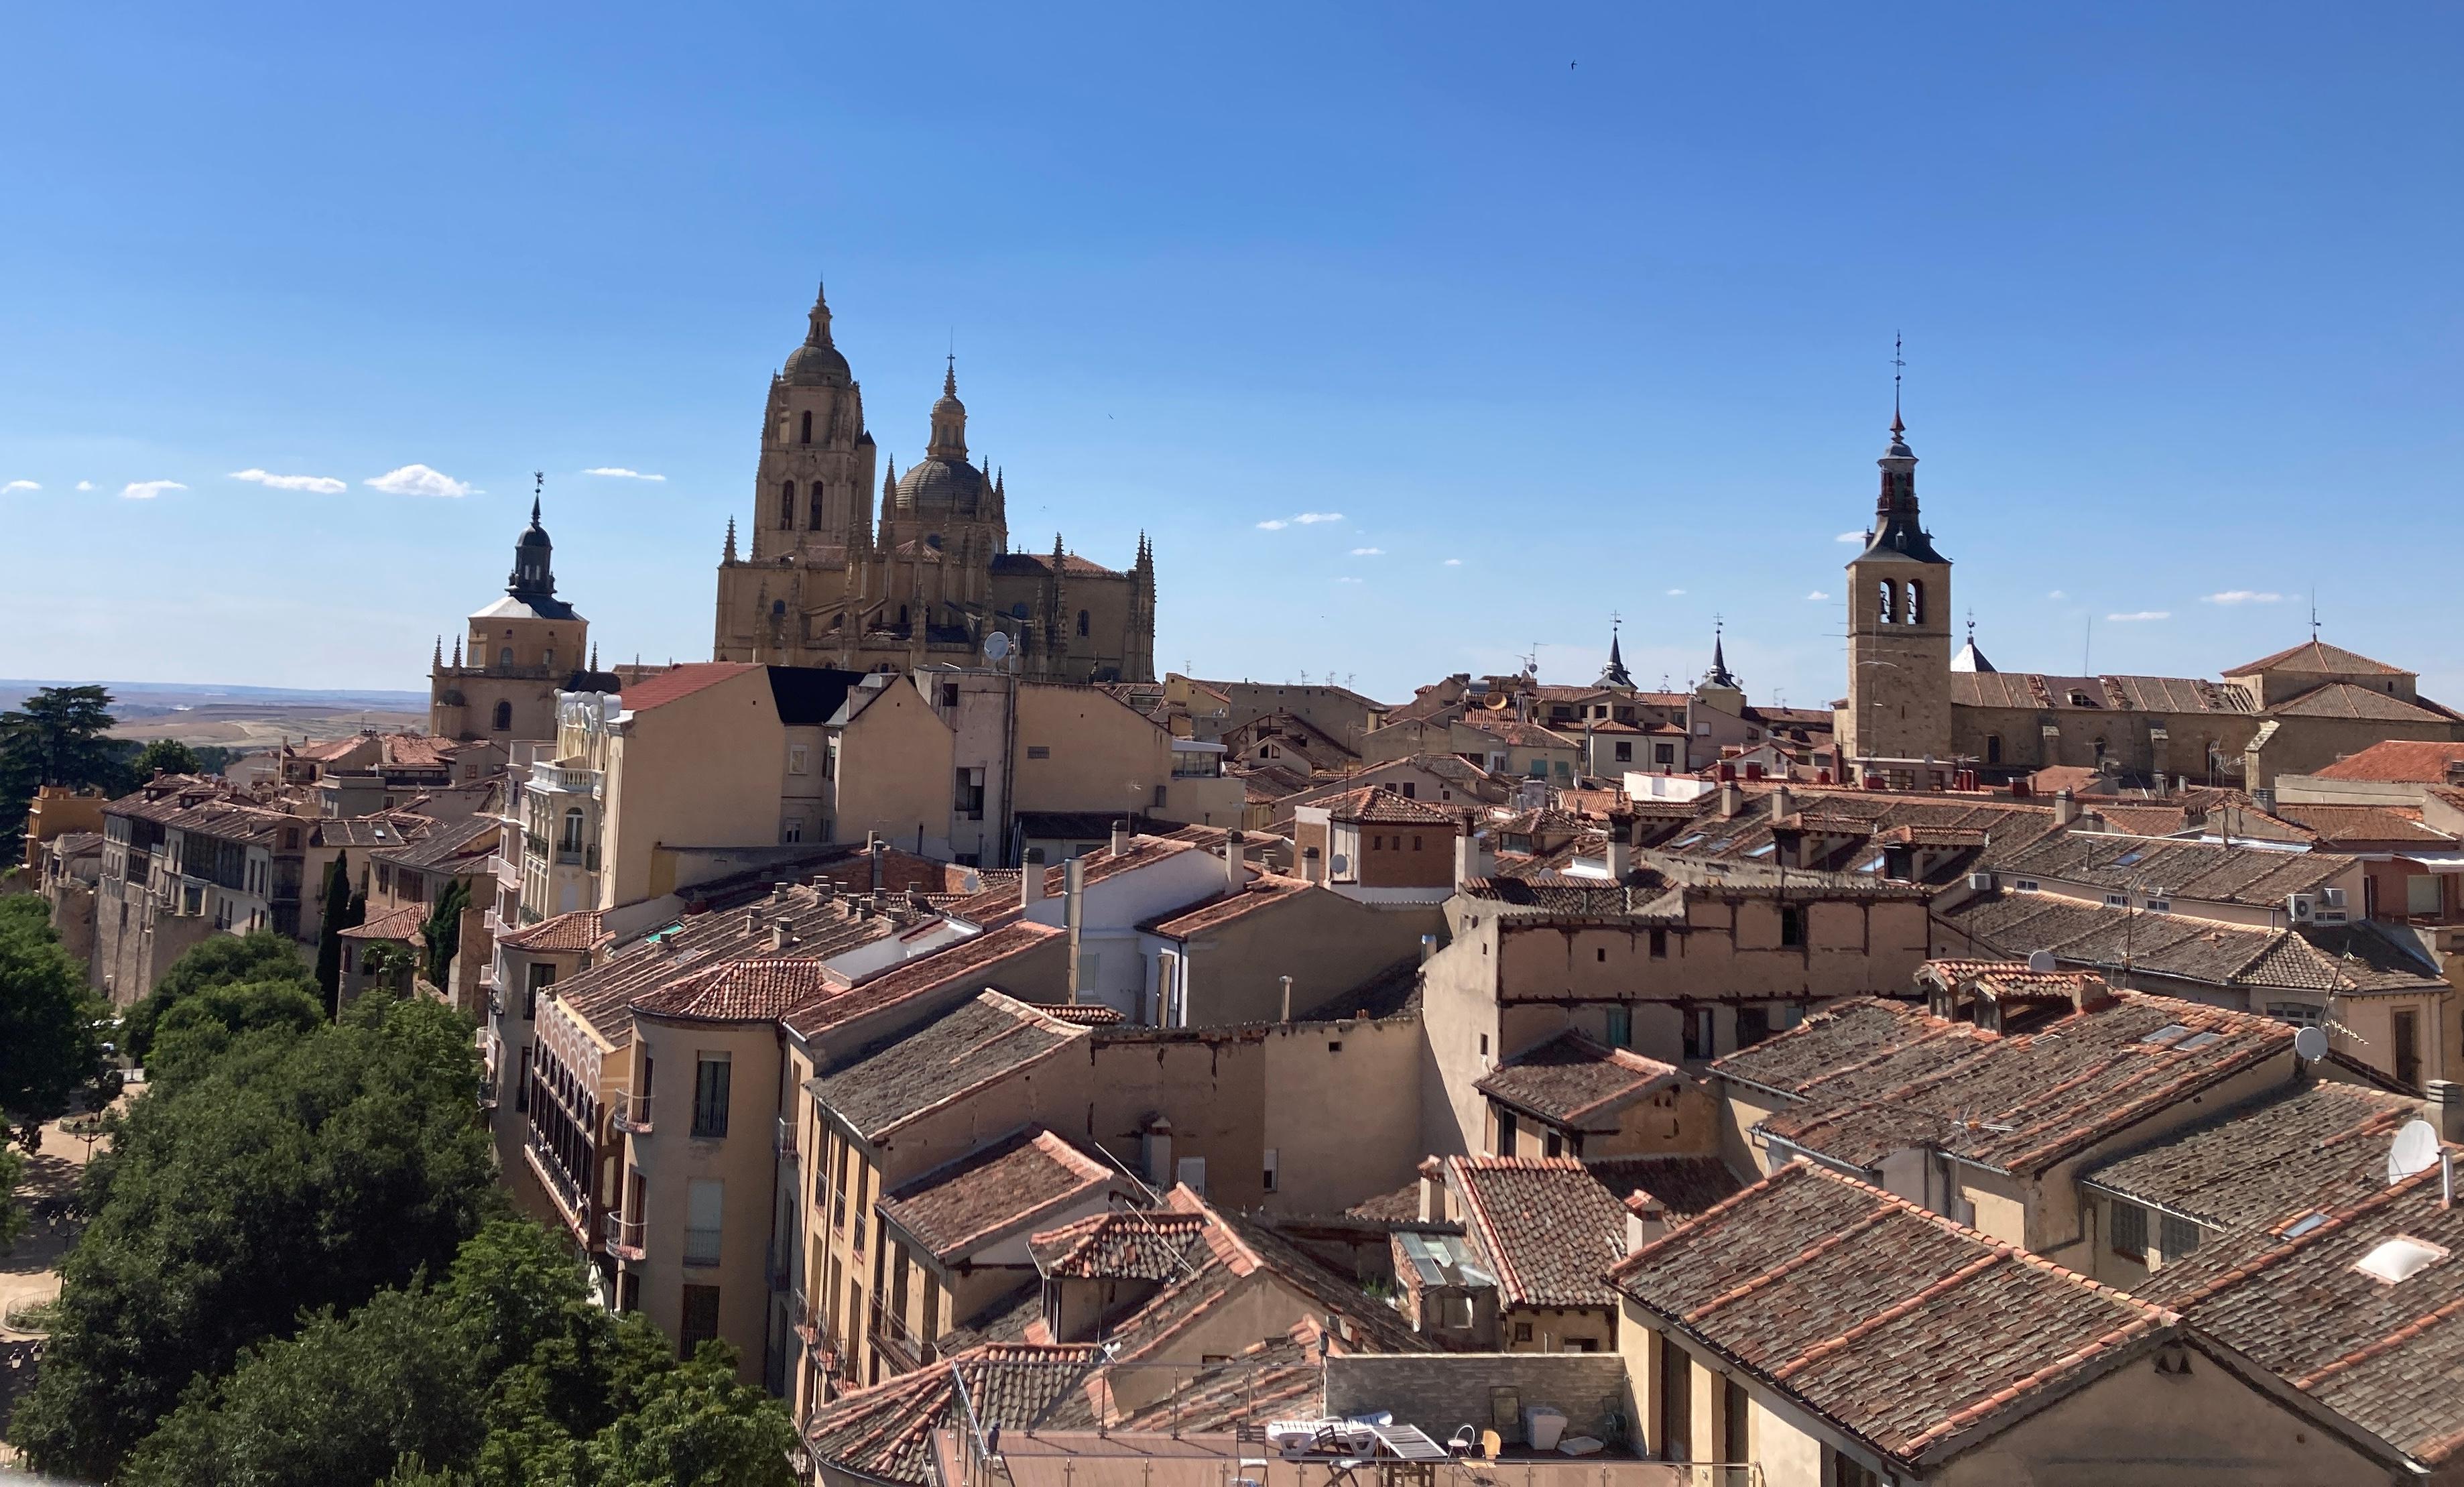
[
  {"x1": 432, "y1": 635, "x2": 444, "y2": 668},
  {"x1": 723, "y1": 516, "x2": 737, "y2": 562},
  {"x1": 589, "y1": 641, "x2": 600, "y2": 671},
  {"x1": 450, "y1": 635, "x2": 463, "y2": 667},
  {"x1": 807, "y1": 279, "x2": 833, "y2": 347},
  {"x1": 928, "y1": 357, "x2": 968, "y2": 461}
]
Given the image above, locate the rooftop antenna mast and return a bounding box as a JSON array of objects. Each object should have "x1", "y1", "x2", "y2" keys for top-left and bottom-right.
[
  {"x1": 2311, "y1": 587, "x2": 2321, "y2": 642},
  {"x1": 1892, "y1": 331, "x2": 1905, "y2": 423}
]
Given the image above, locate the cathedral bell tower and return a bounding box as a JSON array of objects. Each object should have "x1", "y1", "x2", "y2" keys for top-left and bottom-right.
[{"x1": 1841, "y1": 411, "x2": 1953, "y2": 774}]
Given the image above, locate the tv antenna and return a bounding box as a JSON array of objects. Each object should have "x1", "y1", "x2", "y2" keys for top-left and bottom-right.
[{"x1": 2389, "y1": 1118, "x2": 2440, "y2": 1185}]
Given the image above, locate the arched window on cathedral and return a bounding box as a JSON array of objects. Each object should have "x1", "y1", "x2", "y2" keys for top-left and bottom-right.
[
  {"x1": 810, "y1": 485, "x2": 824, "y2": 528},
  {"x1": 1076, "y1": 609, "x2": 1090, "y2": 638},
  {"x1": 800, "y1": 410, "x2": 813, "y2": 445},
  {"x1": 498, "y1": 646, "x2": 514, "y2": 670},
  {"x1": 1906, "y1": 580, "x2": 1925, "y2": 626},
  {"x1": 1985, "y1": 733, "x2": 2001, "y2": 766},
  {"x1": 780, "y1": 481, "x2": 796, "y2": 528},
  {"x1": 1876, "y1": 581, "x2": 1896, "y2": 624},
  {"x1": 897, "y1": 605, "x2": 909, "y2": 630},
  {"x1": 542, "y1": 648, "x2": 554, "y2": 671},
  {"x1": 492, "y1": 701, "x2": 513, "y2": 732}
]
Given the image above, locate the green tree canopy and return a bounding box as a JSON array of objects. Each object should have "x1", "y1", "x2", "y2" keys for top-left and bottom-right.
[
  {"x1": 0, "y1": 891, "x2": 109, "y2": 1127},
  {"x1": 9, "y1": 993, "x2": 498, "y2": 1480},
  {"x1": 422, "y1": 877, "x2": 471, "y2": 986},
  {"x1": 131, "y1": 737, "x2": 203, "y2": 779},
  {"x1": 0, "y1": 682, "x2": 126, "y2": 859},
  {"x1": 125, "y1": 928, "x2": 318, "y2": 1060},
  {"x1": 144, "y1": 979, "x2": 328, "y2": 1088}
]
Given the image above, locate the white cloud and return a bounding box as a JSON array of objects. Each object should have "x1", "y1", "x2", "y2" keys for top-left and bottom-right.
[
  {"x1": 1349, "y1": 546, "x2": 1383, "y2": 556},
  {"x1": 122, "y1": 479, "x2": 187, "y2": 500},
  {"x1": 1293, "y1": 512, "x2": 1343, "y2": 524},
  {"x1": 2202, "y1": 590, "x2": 2283, "y2": 605},
  {"x1": 582, "y1": 467, "x2": 665, "y2": 481},
  {"x1": 2107, "y1": 610, "x2": 2170, "y2": 623},
  {"x1": 1806, "y1": 590, "x2": 1831, "y2": 601},
  {"x1": 2, "y1": 479, "x2": 38, "y2": 494},
  {"x1": 365, "y1": 463, "x2": 475, "y2": 498},
  {"x1": 1836, "y1": 531, "x2": 1865, "y2": 544},
  {"x1": 1255, "y1": 519, "x2": 1288, "y2": 531},
  {"x1": 231, "y1": 468, "x2": 347, "y2": 494},
  {"x1": 1339, "y1": 576, "x2": 1363, "y2": 584},
  {"x1": 2047, "y1": 589, "x2": 2067, "y2": 599},
  {"x1": 1442, "y1": 558, "x2": 1463, "y2": 567},
  {"x1": 1666, "y1": 588, "x2": 1686, "y2": 596},
  {"x1": 75, "y1": 480, "x2": 94, "y2": 491}
]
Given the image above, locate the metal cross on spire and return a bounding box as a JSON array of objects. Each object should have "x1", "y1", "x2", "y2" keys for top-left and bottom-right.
[{"x1": 1892, "y1": 332, "x2": 1906, "y2": 424}]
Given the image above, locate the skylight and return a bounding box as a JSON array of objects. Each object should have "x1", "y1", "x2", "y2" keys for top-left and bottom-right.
[
  {"x1": 2113, "y1": 849, "x2": 2146, "y2": 868},
  {"x1": 2174, "y1": 1030, "x2": 2224, "y2": 1053},
  {"x1": 2355, "y1": 1236, "x2": 2447, "y2": 1285},
  {"x1": 1747, "y1": 844, "x2": 1776, "y2": 858},
  {"x1": 2142, "y1": 1024, "x2": 2193, "y2": 1047},
  {"x1": 2283, "y1": 1211, "x2": 2329, "y2": 1239},
  {"x1": 1674, "y1": 833, "x2": 1705, "y2": 848}
]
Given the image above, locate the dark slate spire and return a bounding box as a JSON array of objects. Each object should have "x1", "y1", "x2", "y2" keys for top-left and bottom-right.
[
  {"x1": 1705, "y1": 621, "x2": 1739, "y2": 689},
  {"x1": 1597, "y1": 617, "x2": 1636, "y2": 689},
  {"x1": 1856, "y1": 411, "x2": 1948, "y2": 564}
]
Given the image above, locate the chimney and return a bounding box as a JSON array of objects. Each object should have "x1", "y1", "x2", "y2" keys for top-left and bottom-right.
[
  {"x1": 1416, "y1": 1156, "x2": 1446, "y2": 1223},
  {"x1": 2071, "y1": 974, "x2": 2115, "y2": 1015},
  {"x1": 769, "y1": 920, "x2": 793, "y2": 951},
  {"x1": 1719, "y1": 780, "x2": 1743, "y2": 819},
  {"x1": 1770, "y1": 782, "x2": 1794, "y2": 822},
  {"x1": 1020, "y1": 847, "x2": 1046, "y2": 910},
  {"x1": 741, "y1": 911, "x2": 759, "y2": 935},
  {"x1": 1224, "y1": 829, "x2": 1247, "y2": 890},
  {"x1": 2053, "y1": 788, "x2": 2079, "y2": 827},
  {"x1": 1111, "y1": 819, "x2": 1133, "y2": 858},
  {"x1": 1280, "y1": 974, "x2": 1295, "y2": 1022},
  {"x1": 1605, "y1": 836, "x2": 1631, "y2": 882},
  {"x1": 771, "y1": 879, "x2": 792, "y2": 902},
  {"x1": 1064, "y1": 857, "x2": 1088, "y2": 1003},
  {"x1": 1419, "y1": 933, "x2": 1438, "y2": 964},
  {"x1": 869, "y1": 834, "x2": 885, "y2": 892},
  {"x1": 2428, "y1": 1081, "x2": 2464, "y2": 1144},
  {"x1": 1300, "y1": 845, "x2": 1321, "y2": 884},
  {"x1": 1142, "y1": 1116, "x2": 1174, "y2": 1189},
  {"x1": 1624, "y1": 1191, "x2": 1668, "y2": 1253}
]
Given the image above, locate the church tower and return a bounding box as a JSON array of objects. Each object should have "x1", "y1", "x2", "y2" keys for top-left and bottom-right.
[
  {"x1": 1841, "y1": 411, "x2": 1953, "y2": 772},
  {"x1": 431, "y1": 487, "x2": 591, "y2": 743},
  {"x1": 749, "y1": 280, "x2": 877, "y2": 561}
]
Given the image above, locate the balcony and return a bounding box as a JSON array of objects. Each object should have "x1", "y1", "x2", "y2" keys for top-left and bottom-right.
[
  {"x1": 530, "y1": 761, "x2": 603, "y2": 798},
  {"x1": 611, "y1": 1092, "x2": 653, "y2": 1136},
  {"x1": 521, "y1": 1126, "x2": 590, "y2": 1238},
  {"x1": 605, "y1": 1212, "x2": 645, "y2": 1262},
  {"x1": 869, "y1": 1295, "x2": 935, "y2": 1371},
  {"x1": 775, "y1": 1114, "x2": 798, "y2": 1162},
  {"x1": 683, "y1": 1227, "x2": 724, "y2": 1267}
]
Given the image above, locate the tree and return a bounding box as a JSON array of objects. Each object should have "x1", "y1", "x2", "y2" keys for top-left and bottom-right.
[
  {"x1": 574, "y1": 1342, "x2": 798, "y2": 1487},
  {"x1": 143, "y1": 979, "x2": 326, "y2": 1089},
  {"x1": 131, "y1": 738, "x2": 202, "y2": 779},
  {"x1": 361, "y1": 940, "x2": 416, "y2": 1000},
  {"x1": 0, "y1": 683, "x2": 125, "y2": 859},
  {"x1": 0, "y1": 892, "x2": 108, "y2": 1132},
  {"x1": 8, "y1": 993, "x2": 499, "y2": 1481},
  {"x1": 422, "y1": 877, "x2": 471, "y2": 988},
  {"x1": 125, "y1": 928, "x2": 317, "y2": 1061},
  {"x1": 314, "y1": 850, "x2": 355, "y2": 1016}
]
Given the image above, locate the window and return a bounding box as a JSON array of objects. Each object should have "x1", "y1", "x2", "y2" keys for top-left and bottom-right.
[
  {"x1": 1735, "y1": 1004, "x2": 1770, "y2": 1048},
  {"x1": 2015, "y1": 878, "x2": 2040, "y2": 892},
  {"x1": 2110, "y1": 1199, "x2": 2148, "y2": 1261},
  {"x1": 1605, "y1": 1005, "x2": 1631, "y2": 1048},
  {"x1": 492, "y1": 699, "x2": 513, "y2": 732},
  {"x1": 515, "y1": 1046, "x2": 530, "y2": 1112},
  {"x1": 1654, "y1": 742, "x2": 1676, "y2": 766},
  {"x1": 1831, "y1": 1449, "x2": 1883, "y2": 1487},
  {"x1": 2145, "y1": 898, "x2": 2171, "y2": 914},
  {"x1": 692, "y1": 1054, "x2": 732, "y2": 1138},
  {"x1": 2105, "y1": 894, "x2": 2129, "y2": 908},
  {"x1": 560, "y1": 809, "x2": 585, "y2": 854},
  {"x1": 679, "y1": 1284, "x2": 722, "y2": 1359},
  {"x1": 1614, "y1": 741, "x2": 1632, "y2": 762},
  {"x1": 1543, "y1": 1131, "x2": 1563, "y2": 1158},
  {"x1": 781, "y1": 818, "x2": 802, "y2": 844},
  {"x1": 1722, "y1": 1376, "x2": 1749, "y2": 1464},
  {"x1": 1649, "y1": 929, "x2": 1668, "y2": 959},
  {"x1": 1496, "y1": 1110, "x2": 1516, "y2": 1156},
  {"x1": 939, "y1": 682, "x2": 960, "y2": 709},
  {"x1": 1399, "y1": 782, "x2": 1416, "y2": 798},
  {"x1": 1779, "y1": 906, "x2": 1804, "y2": 947},
  {"x1": 499, "y1": 647, "x2": 515, "y2": 669},
  {"x1": 1875, "y1": 581, "x2": 1896, "y2": 624},
  {"x1": 1905, "y1": 579, "x2": 1924, "y2": 626},
  {"x1": 1682, "y1": 1006, "x2": 1714, "y2": 1061},
  {"x1": 788, "y1": 745, "x2": 809, "y2": 775},
  {"x1": 799, "y1": 409, "x2": 813, "y2": 444},
  {"x1": 954, "y1": 769, "x2": 985, "y2": 820},
  {"x1": 780, "y1": 481, "x2": 795, "y2": 527},
  {"x1": 1075, "y1": 609, "x2": 1090, "y2": 638},
  {"x1": 1513, "y1": 1321, "x2": 1533, "y2": 1343},
  {"x1": 2395, "y1": 1010, "x2": 2421, "y2": 1087},
  {"x1": 2158, "y1": 1213, "x2": 2201, "y2": 1261},
  {"x1": 1657, "y1": 1337, "x2": 1692, "y2": 1459},
  {"x1": 1985, "y1": 733, "x2": 2002, "y2": 765},
  {"x1": 810, "y1": 487, "x2": 824, "y2": 527},
  {"x1": 1026, "y1": 746, "x2": 1050, "y2": 760},
  {"x1": 685, "y1": 1179, "x2": 725, "y2": 1266},
  {"x1": 524, "y1": 960, "x2": 556, "y2": 1020},
  {"x1": 2265, "y1": 1001, "x2": 2323, "y2": 1028},
  {"x1": 1262, "y1": 1148, "x2": 1278, "y2": 1193}
]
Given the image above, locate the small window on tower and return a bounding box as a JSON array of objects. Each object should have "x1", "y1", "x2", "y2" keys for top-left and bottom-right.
[
  {"x1": 1877, "y1": 581, "x2": 1896, "y2": 623},
  {"x1": 1906, "y1": 579, "x2": 1925, "y2": 626},
  {"x1": 780, "y1": 481, "x2": 796, "y2": 528},
  {"x1": 1076, "y1": 609, "x2": 1090, "y2": 638},
  {"x1": 799, "y1": 410, "x2": 813, "y2": 445}
]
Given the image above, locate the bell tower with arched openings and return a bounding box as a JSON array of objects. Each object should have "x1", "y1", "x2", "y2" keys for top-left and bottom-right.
[{"x1": 1841, "y1": 410, "x2": 1953, "y2": 774}]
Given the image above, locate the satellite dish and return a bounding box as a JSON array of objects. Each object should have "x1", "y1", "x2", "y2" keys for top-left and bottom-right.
[
  {"x1": 983, "y1": 631, "x2": 1011, "y2": 662},
  {"x1": 2293, "y1": 1024, "x2": 2329, "y2": 1062},
  {"x1": 2026, "y1": 949, "x2": 2057, "y2": 974},
  {"x1": 2389, "y1": 1118, "x2": 2441, "y2": 1185}
]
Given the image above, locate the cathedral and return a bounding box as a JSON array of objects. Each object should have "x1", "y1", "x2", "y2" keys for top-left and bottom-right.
[{"x1": 710, "y1": 282, "x2": 1157, "y2": 680}]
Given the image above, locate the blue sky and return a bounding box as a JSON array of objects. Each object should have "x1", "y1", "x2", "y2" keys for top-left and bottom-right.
[{"x1": 3, "y1": 5, "x2": 2458, "y2": 708}]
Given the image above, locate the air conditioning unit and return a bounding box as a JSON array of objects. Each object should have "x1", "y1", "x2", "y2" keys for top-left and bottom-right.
[
  {"x1": 1966, "y1": 872, "x2": 1993, "y2": 892},
  {"x1": 2285, "y1": 892, "x2": 2317, "y2": 923}
]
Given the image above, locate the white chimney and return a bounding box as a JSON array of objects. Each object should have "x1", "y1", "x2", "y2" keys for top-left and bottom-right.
[
  {"x1": 1280, "y1": 974, "x2": 1295, "y2": 1022},
  {"x1": 1224, "y1": 829, "x2": 1247, "y2": 890},
  {"x1": 1142, "y1": 1116, "x2": 1174, "y2": 1188},
  {"x1": 1624, "y1": 1192, "x2": 1668, "y2": 1253},
  {"x1": 1111, "y1": 819, "x2": 1133, "y2": 857},
  {"x1": 1770, "y1": 782, "x2": 1794, "y2": 821},
  {"x1": 1606, "y1": 837, "x2": 1631, "y2": 882},
  {"x1": 1719, "y1": 780, "x2": 1743, "y2": 819},
  {"x1": 1020, "y1": 847, "x2": 1045, "y2": 910},
  {"x1": 1300, "y1": 845, "x2": 1321, "y2": 884},
  {"x1": 1419, "y1": 933, "x2": 1438, "y2": 964},
  {"x1": 2054, "y1": 788, "x2": 2079, "y2": 827}
]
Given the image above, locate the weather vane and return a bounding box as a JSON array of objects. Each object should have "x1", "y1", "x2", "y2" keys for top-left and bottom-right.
[{"x1": 1892, "y1": 332, "x2": 1906, "y2": 421}]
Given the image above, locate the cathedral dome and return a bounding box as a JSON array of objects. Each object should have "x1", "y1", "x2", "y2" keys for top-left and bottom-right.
[
  {"x1": 784, "y1": 339, "x2": 851, "y2": 387},
  {"x1": 894, "y1": 456, "x2": 988, "y2": 513}
]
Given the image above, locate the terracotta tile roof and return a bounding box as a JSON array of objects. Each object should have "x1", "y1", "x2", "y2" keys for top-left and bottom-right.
[
  {"x1": 2264, "y1": 680, "x2": 2457, "y2": 723},
  {"x1": 1141, "y1": 874, "x2": 1310, "y2": 938},
  {"x1": 371, "y1": 813, "x2": 497, "y2": 872},
  {"x1": 2272, "y1": 803, "x2": 2455, "y2": 847},
  {"x1": 1475, "y1": 1031, "x2": 1683, "y2": 1129},
  {"x1": 1321, "y1": 785, "x2": 1458, "y2": 826},
  {"x1": 2225, "y1": 639, "x2": 2410, "y2": 678},
  {"x1": 1449, "y1": 1156, "x2": 1629, "y2": 1310},
  {"x1": 613, "y1": 661, "x2": 759, "y2": 712},
  {"x1": 1714, "y1": 990, "x2": 2296, "y2": 1175},
  {"x1": 780, "y1": 920, "x2": 1066, "y2": 1038},
  {"x1": 1937, "y1": 890, "x2": 2446, "y2": 996},
  {"x1": 878, "y1": 1128, "x2": 1118, "y2": 1263},
  {"x1": 940, "y1": 837, "x2": 1205, "y2": 930},
  {"x1": 341, "y1": 904, "x2": 427, "y2": 941},
  {"x1": 1951, "y1": 671, "x2": 2256, "y2": 714},
  {"x1": 804, "y1": 1342, "x2": 1104, "y2": 1486},
  {"x1": 1103, "y1": 1331, "x2": 1325, "y2": 1432},
  {"x1": 1343, "y1": 1183, "x2": 1425, "y2": 1224},
  {"x1": 1458, "y1": 873, "x2": 1670, "y2": 917},
  {"x1": 1030, "y1": 1211, "x2": 1212, "y2": 1281},
  {"x1": 1458, "y1": 714, "x2": 1579, "y2": 749},
  {"x1": 1609, "y1": 1161, "x2": 2171, "y2": 1472},
  {"x1": 1583, "y1": 1154, "x2": 1745, "y2": 1222},
  {"x1": 989, "y1": 550, "x2": 1125, "y2": 579},
  {"x1": 312, "y1": 814, "x2": 429, "y2": 849},
  {"x1": 2083, "y1": 1081, "x2": 2421, "y2": 1233},
  {"x1": 1988, "y1": 829, "x2": 2353, "y2": 908},
  {"x1": 2147, "y1": 1162, "x2": 2464, "y2": 1466},
  {"x1": 2311, "y1": 739, "x2": 2464, "y2": 783},
  {"x1": 811, "y1": 992, "x2": 1087, "y2": 1142},
  {"x1": 495, "y1": 908, "x2": 605, "y2": 953},
  {"x1": 629, "y1": 958, "x2": 841, "y2": 1022}
]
